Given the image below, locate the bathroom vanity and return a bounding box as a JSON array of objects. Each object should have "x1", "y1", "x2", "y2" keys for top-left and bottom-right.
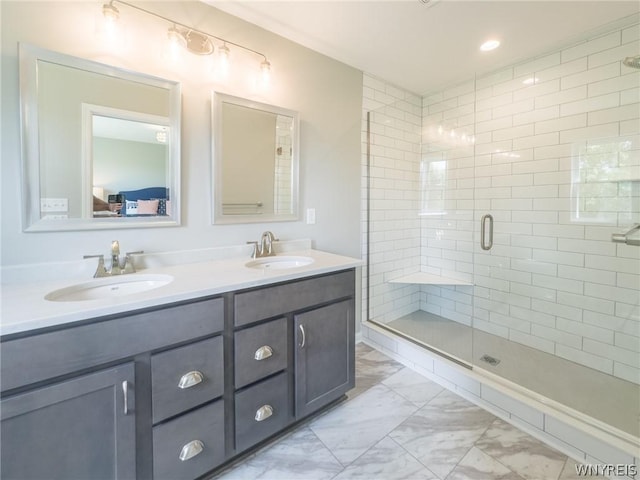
[{"x1": 0, "y1": 248, "x2": 358, "y2": 480}]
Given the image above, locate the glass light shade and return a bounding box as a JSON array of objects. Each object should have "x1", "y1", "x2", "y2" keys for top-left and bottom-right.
[{"x1": 260, "y1": 60, "x2": 271, "y2": 84}]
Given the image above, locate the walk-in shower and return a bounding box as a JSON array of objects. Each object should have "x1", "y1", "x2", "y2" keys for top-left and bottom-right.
[{"x1": 364, "y1": 15, "x2": 640, "y2": 447}]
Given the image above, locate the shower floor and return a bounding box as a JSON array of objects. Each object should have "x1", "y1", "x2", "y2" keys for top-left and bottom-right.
[{"x1": 385, "y1": 310, "x2": 640, "y2": 439}]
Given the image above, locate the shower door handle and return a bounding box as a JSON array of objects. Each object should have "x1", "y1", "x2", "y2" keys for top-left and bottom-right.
[{"x1": 481, "y1": 214, "x2": 494, "y2": 251}]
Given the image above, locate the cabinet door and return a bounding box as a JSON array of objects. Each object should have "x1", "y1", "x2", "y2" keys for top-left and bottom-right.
[
  {"x1": 1, "y1": 363, "x2": 135, "y2": 480},
  {"x1": 294, "y1": 300, "x2": 355, "y2": 418}
]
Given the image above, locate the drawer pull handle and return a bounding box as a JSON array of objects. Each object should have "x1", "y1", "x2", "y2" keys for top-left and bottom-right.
[
  {"x1": 178, "y1": 371, "x2": 204, "y2": 389},
  {"x1": 255, "y1": 404, "x2": 273, "y2": 422},
  {"x1": 298, "y1": 324, "x2": 306, "y2": 349},
  {"x1": 254, "y1": 345, "x2": 273, "y2": 361},
  {"x1": 122, "y1": 381, "x2": 130, "y2": 415},
  {"x1": 179, "y1": 440, "x2": 204, "y2": 462}
]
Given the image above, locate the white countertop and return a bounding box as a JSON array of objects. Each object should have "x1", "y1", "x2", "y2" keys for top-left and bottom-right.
[{"x1": 1, "y1": 244, "x2": 362, "y2": 336}]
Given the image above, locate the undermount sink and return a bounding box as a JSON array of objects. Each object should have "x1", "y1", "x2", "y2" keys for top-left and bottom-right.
[
  {"x1": 245, "y1": 256, "x2": 314, "y2": 270},
  {"x1": 45, "y1": 274, "x2": 174, "y2": 302}
]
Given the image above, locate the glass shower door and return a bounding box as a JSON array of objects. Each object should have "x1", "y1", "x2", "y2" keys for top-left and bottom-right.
[{"x1": 470, "y1": 59, "x2": 640, "y2": 440}]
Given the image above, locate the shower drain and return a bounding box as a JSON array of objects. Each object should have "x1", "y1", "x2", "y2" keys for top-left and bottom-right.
[{"x1": 480, "y1": 354, "x2": 501, "y2": 366}]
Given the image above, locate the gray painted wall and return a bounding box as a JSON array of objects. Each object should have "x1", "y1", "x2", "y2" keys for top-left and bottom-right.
[{"x1": 1, "y1": 1, "x2": 363, "y2": 265}]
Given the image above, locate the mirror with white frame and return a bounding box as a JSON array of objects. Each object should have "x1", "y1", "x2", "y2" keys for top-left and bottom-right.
[
  {"x1": 211, "y1": 92, "x2": 299, "y2": 224},
  {"x1": 19, "y1": 43, "x2": 181, "y2": 231}
]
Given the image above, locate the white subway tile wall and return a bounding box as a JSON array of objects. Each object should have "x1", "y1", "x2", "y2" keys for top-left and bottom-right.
[
  {"x1": 363, "y1": 20, "x2": 640, "y2": 385},
  {"x1": 362, "y1": 74, "x2": 423, "y2": 323}
]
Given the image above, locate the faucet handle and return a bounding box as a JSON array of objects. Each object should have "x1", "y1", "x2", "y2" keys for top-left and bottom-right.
[
  {"x1": 83, "y1": 254, "x2": 108, "y2": 278},
  {"x1": 122, "y1": 251, "x2": 144, "y2": 274},
  {"x1": 246, "y1": 241, "x2": 259, "y2": 259}
]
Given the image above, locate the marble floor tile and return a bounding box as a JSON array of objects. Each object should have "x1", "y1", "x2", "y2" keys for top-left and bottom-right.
[
  {"x1": 447, "y1": 446, "x2": 526, "y2": 480},
  {"x1": 389, "y1": 389, "x2": 497, "y2": 479},
  {"x1": 331, "y1": 436, "x2": 438, "y2": 480},
  {"x1": 475, "y1": 419, "x2": 567, "y2": 480},
  {"x1": 214, "y1": 427, "x2": 343, "y2": 480},
  {"x1": 309, "y1": 383, "x2": 418, "y2": 466},
  {"x1": 355, "y1": 342, "x2": 375, "y2": 356},
  {"x1": 349, "y1": 348, "x2": 406, "y2": 399},
  {"x1": 215, "y1": 345, "x2": 582, "y2": 480},
  {"x1": 381, "y1": 367, "x2": 444, "y2": 407}
]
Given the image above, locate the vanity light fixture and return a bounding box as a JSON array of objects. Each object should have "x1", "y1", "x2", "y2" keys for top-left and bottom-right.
[{"x1": 101, "y1": 0, "x2": 272, "y2": 76}]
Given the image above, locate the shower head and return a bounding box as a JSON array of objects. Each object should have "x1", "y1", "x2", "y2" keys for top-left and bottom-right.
[{"x1": 622, "y1": 55, "x2": 640, "y2": 69}]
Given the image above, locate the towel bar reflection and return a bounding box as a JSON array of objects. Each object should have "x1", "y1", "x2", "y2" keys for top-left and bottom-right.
[
  {"x1": 222, "y1": 202, "x2": 263, "y2": 207},
  {"x1": 611, "y1": 224, "x2": 640, "y2": 246}
]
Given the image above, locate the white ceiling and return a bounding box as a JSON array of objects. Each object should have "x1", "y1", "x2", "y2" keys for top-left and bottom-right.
[
  {"x1": 207, "y1": 0, "x2": 640, "y2": 95},
  {"x1": 94, "y1": 116, "x2": 168, "y2": 144}
]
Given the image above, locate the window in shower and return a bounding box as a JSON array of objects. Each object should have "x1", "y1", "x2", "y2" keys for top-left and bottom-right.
[
  {"x1": 420, "y1": 157, "x2": 447, "y2": 216},
  {"x1": 571, "y1": 137, "x2": 640, "y2": 224}
]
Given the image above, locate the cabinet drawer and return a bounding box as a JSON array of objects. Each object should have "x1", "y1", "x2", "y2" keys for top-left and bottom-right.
[
  {"x1": 235, "y1": 372, "x2": 289, "y2": 451},
  {"x1": 153, "y1": 400, "x2": 225, "y2": 480},
  {"x1": 235, "y1": 318, "x2": 287, "y2": 389},
  {"x1": 1, "y1": 297, "x2": 224, "y2": 392},
  {"x1": 234, "y1": 269, "x2": 355, "y2": 327},
  {"x1": 152, "y1": 336, "x2": 224, "y2": 423}
]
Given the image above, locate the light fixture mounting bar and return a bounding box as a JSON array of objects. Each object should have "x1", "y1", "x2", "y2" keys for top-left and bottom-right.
[{"x1": 107, "y1": 0, "x2": 269, "y2": 63}]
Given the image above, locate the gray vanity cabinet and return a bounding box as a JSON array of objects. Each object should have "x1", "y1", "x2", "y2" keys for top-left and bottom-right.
[
  {"x1": 1, "y1": 268, "x2": 356, "y2": 480},
  {"x1": 0, "y1": 363, "x2": 136, "y2": 480},
  {"x1": 1, "y1": 296, "x2": 225, "y2": 480},
  {"x1": 294, "y1": 299, "x2": 355, "y2": 418},
  {"x1": 231, "y1": 269, "x2": 356, "y2": 452}
]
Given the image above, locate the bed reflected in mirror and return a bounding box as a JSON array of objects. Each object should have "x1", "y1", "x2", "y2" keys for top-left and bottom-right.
[{"x1": 85, "y1": 111, "x2": 171, "y2": 219}]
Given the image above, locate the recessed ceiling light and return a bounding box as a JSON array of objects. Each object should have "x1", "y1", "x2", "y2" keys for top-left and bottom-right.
[{"x1": 480, "y1": 39, "x2": 500, "y2": 52}]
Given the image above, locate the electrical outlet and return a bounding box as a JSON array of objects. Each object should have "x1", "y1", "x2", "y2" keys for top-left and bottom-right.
[
  {"x1": 41, "y1": 198, "x2": 68, "y2": 212},
  {"x1": 306, "y1": 208, "x2": 316, "y2": 225}
]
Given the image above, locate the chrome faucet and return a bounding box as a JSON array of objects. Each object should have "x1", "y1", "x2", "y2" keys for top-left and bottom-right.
[
  {"x1": 110, "y1": 240, "x2": 122, "y2": 275},
  {"x1": 84, "y1": 241, "x2": 143, "y2": 277},
  {"x1": 248, "y1": 231, "x2": 279, "y2": 258}
]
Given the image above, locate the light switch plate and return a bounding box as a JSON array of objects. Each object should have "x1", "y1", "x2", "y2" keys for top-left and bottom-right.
[
  {"x1": 41, "y1": 198, "x2": 68, "y2": 212},
  {"x1": 306, "y1": 208, "x2": 316, "y2": 224}
]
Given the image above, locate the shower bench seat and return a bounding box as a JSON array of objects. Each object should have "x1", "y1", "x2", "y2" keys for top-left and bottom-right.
[{"x1": 388, "y1": 272, "x2": 473, "y2": 286}]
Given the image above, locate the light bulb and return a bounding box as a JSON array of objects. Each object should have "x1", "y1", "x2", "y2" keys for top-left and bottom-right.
[
  {"x1": 101, "y1": 2, "x2": 121, "y2": 42},
  {"x1": 166, "y1": 26, "x2": 183, "y2": 62},
  {"x1": 102, "y1": 2, "x2": 119, "y2": 23},
  {"x1": 219, "y1": 44, "x2": 230, "y2": 75},
  {"x1": 260, "y1": 59, "x2": 271, "y2": 84}
]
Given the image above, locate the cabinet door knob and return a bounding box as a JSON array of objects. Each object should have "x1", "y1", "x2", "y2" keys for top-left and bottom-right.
[
  {"x1": 179, "y1": 440, "x2": 204, "y2": 461},
  {"x1": 178, "y1": 371, "x2": 204, "y2": 389},
  {"x1": 254, "y1": 404, "x2": 274, "y2": 422},
  {"x1": 254, "y1": 345, "x2": 273, "y2": 361}
]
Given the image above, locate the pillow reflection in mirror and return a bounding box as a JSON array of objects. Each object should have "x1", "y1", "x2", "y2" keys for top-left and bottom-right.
[
  {"x1": 125, "y1": 200, "x2": 138, "y2": 215},
  {"x1": 137, "y1": 199, "x2": 159, "y2": 215}
]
